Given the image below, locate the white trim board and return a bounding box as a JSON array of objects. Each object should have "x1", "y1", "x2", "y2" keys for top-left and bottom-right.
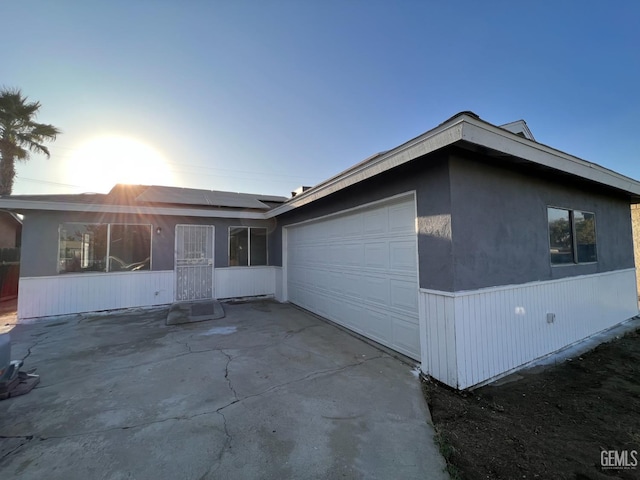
[{"x1": 419, "y1": 268, "x2": 637, "y2": 298}]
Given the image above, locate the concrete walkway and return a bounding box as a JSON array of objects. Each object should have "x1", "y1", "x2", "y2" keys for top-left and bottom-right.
[{"x1": 0, "y1": 300, "x2": 448, "y2": 479}]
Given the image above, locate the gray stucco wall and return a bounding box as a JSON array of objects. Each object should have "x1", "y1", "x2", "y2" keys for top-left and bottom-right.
[
  {"x1": 270, "y1": 148, "x2": 634, "y2": 293},
  {"x1": 271, "y1": 154, "x2": 456, "y2": 291},
  {"x1": 20, "y1": 210, "x2": 274, "y2": 277},
  {"x1": 448, "y1": 152, "x2": 635, "y2": 291},
  {"x1": 632, "y1": 204, "x2": 640, "y2": 298},
  {"x1": 20, "y1": 150, "x2": 634, "y2": 294}
]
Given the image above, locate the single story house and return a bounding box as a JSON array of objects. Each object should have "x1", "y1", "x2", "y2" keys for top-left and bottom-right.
[{"x1": 1, "y1": 111, "x2": 639, "y2": 389}]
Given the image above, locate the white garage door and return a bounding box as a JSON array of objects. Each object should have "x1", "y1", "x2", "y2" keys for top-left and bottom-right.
[{"x1": 286, "y1": 195, "x2": 420, "y2": 359}]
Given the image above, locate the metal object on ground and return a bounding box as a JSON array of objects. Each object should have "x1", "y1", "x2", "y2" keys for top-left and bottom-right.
[{"x1": 0, "y1": 332, "x2": 40, "y2": 400}]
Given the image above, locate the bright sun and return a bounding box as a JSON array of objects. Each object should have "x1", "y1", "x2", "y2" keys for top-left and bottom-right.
[{"x1": 67, "y1": 135, "x2": 174, "y2": 192}]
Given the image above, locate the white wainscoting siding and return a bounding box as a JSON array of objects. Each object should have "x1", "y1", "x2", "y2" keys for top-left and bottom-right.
[
  {"x1": 418, "y1": 291, "x2": 458, "y2": 387},
  {"x1": 420, "y1": 269, "x2": 639, "y2": 389},
  {"x1": 18, "y1": 271, "x2": 175, "y2": 320},
  {"x1": 214, "y1": 266, "x2": 276, "y2": 299}
]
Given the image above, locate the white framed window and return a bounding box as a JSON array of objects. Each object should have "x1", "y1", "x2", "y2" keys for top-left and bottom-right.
[
  {"x1": 58, "y1": 223, "x2": 152, "y2": 273},
  {"x1": 548, "y1": 207, "x2": 597, "y2": 265},
  {"x1": 228, "y1": 227, "x2": 267, "y2": 266}
]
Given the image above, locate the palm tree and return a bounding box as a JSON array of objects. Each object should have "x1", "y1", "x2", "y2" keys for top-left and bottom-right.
[{"x1": 0, "y1": 88, "x2": 61, "y2": 195}]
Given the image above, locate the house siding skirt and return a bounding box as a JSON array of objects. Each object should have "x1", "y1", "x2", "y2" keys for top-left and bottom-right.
[
  {"x1": 419, "y1": 268, "x2": 639, "y2": 389},
  {"x1": 214, "y1": 266, "x2": 277, "y2": 299},
  {"x1": 18, "y1": 271, "x2": 175, "y2": 320},
  {"x1": 18, "y1": 267, "x2": 281, "y2": 320}
]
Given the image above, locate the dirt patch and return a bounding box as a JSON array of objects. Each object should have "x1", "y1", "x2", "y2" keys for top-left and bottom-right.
[{"x1": 423, "y1": 329, "x2": 640, "y2": 480}]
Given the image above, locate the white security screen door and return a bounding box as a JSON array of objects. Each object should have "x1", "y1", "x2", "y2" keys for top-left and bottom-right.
[{"x1": 175, "y1": 225, "x2": 215, "y2": 301}]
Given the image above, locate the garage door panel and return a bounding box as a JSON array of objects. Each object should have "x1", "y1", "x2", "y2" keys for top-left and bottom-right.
[
  {"x1": 343, "y1": 213, "x2": 364, "y2": 237},
  {"x1": 390, "y1": 279, "x2": 419, "y2": 313},
  {"x1": 328, "y1": 216, "x2": 347, "y2": 238},
  {"x1": 364, "y1": 309, "x2": 393, "y2": 343},
  {"x1": 364, "y1": 209, "x2": 387, "y2": 234},
  {"x1": 332, "y1": 298, "x2": 362, "y2": 330},
  {"x1": 390, "y1": 241, "x2": 417, "y2": 272},
  {"x1": 328, "y1": 271, "x2": 344, "y2": 295},
  {"x1": 340, "y1": 243, "x2": 364, "y2": 267},
  {"x1": 393, "y1": 318, "x2": 422, "y2": 358},
  {"x1": 328, "y1": 244, "x2": 341, "y2": 264},
  {"x1": 344, "y1": 272, "x2": 364, "y2": 299},
  {"x1": 286, "y1": 196, "x2": 420, "y2": 360},
  {"x1": 314, "y1": 268, "x2": 331, "y2": 292},
  {"x1": 311, "y1": 222, "x2": 328, "y2": 242},
  {"x1": 388, "y1": 203, "x2": 415, "y2": 233},
  {"x1": 364, "y1": 242, "x2": 389, "y2": 268},
  {"x1": 363, "y1": 276, "x2": 390, "y2": 305},
  {"x1": 314, "y1": 291, "x2": 332, "y2": 319}
]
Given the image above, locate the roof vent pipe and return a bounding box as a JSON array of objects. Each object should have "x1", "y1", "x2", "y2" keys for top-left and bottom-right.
[{"x1": 291, "y1": 186, "x2": 312, "y2": 198}]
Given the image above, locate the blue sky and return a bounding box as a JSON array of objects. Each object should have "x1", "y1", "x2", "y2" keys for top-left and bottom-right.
[{"x1": 4, "y1": 1, "x2": 639, "y2": 197}]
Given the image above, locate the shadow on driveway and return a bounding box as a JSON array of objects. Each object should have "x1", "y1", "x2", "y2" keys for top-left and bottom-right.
[{"x1": 0, "y1": 300, "x2": 448, "y2": 479}]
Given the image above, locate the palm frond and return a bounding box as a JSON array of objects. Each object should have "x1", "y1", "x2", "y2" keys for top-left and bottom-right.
[{"x1": 0, "y1": 87, "x2": 61, "y2": 193}]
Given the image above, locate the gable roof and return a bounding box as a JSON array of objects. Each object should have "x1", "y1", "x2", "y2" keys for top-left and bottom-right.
[
  {"x1": 499, "y1": 119, "x2": 536, "y2": 141},
  {"x1": 0, "y1": 211, "x2": 22, "y2": 226},
  {"x1": 267, "y1": 111, "x2": 640, "y2": 217}
]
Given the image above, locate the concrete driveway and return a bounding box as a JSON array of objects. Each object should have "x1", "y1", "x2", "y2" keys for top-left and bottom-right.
[{"x1": 0, "y1": 300, "x2": 448, "y2": 479}]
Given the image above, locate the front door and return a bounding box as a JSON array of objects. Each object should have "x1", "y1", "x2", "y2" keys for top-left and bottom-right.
[{"x1": 175, "y1": 225, "x2": 215, "y2": 301}]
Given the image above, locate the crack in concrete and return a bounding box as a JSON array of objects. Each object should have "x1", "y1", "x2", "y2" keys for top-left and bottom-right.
[
  {"x1": 232, "y1": 354, "x2": 385, "y2": 405},
  {"x1": 2, "y1": 413, "x2": 205, "y2": 442},
  {"x1": 210, "y1": 409, "x2": 233, "y2": 476},
  {"x1": 220, "y1": 350, "x2": 239, "y2": 402},
  {"x1": 0, "y1": 435, "x2": 34, "y2": 461},
  {"x1": 282, "y1": 323, "x2": 322, "y2": 339},
  {"x1": 21, "y1": 334, "x2": 51, "y2": 363},
  {"x1": 210, "y1": 353, "x2": 386, "y2": 417},
  {"x1": 32, "y1": 344, "x2": 223, "y2": 390},
  {"x1": 0, "y1": 354, "x2": 386, "y2": 469}
]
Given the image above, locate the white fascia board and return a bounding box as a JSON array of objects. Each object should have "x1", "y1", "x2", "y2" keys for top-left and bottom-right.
[
  {"x1": 267, "y1": 120, "x2": 466, "y2": 217},
  {"x1": 461, "y1": 120, "x2": 640, "y2": 196},
  {"x1": 0, "y1": 200, "x2": 268, "y2": 219}
]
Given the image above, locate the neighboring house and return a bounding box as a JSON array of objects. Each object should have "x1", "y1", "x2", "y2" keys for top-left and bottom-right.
[
  {"x1": 0, "y1": 211, "x2": 22, "y2": 248},
  {"x1": 0, "y1": 211, "x2": 22, "y2": 300},
  {"x1": 1, "y1": 111, "x2": 638, "y2": 389}
]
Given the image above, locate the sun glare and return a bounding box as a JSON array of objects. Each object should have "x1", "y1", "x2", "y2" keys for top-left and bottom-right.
[{"x1": 67, "y1": 135, "x2": 174, "y2": 192}]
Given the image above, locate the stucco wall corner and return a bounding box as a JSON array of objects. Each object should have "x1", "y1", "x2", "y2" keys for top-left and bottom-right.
[{"x1": 631, "y1": 204, "x2": 640, "y2": 299}]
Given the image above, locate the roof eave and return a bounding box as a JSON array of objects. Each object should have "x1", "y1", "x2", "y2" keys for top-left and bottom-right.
[
  {"x1": 266, "y1": 115, "x2": 469, "y2": 218},
  {"x1": 460, "y1": 120, "x2": 640, "y2": 198},
  {"x1": 267, "y1": 114, "x2": 640, "y2": 217},
  {"x1": 0, "y1": 200, "x2": 268, "y2": 219}
]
